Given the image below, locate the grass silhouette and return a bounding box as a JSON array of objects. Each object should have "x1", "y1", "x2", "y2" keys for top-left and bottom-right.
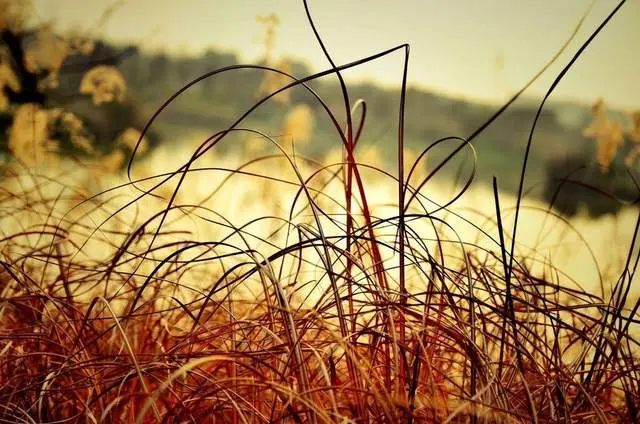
[{"x1": 1, "y1": 0, "x2": 639, "y2": 422}]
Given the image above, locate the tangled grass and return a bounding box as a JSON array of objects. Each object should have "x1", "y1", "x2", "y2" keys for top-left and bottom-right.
[{"x1": 1, "y1": 0, "x2": 639, "y2": 422}]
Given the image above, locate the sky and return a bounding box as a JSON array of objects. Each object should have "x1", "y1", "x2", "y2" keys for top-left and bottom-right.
[{"x1": 31, "y1": 0, "x2": 640, "y2": 109}]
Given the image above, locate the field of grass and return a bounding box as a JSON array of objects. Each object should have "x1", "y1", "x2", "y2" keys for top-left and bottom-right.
[{"x1": 1, "y1": 1, "x2": 639, "y2": 423}]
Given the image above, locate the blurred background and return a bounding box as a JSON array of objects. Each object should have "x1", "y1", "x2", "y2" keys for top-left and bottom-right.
[{"x1": 2, "y1": 0, "x2": 640, "y2": 217}]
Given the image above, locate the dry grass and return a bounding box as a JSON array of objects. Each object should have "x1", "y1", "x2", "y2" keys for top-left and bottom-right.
[{"x1": 1, "y1": 1, "x2": 639, "y2": 422}]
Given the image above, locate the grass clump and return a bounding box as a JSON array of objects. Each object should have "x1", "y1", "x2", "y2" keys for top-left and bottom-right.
[{"x1": 1, "y1": 1, "x2": 639, "y2": 422}]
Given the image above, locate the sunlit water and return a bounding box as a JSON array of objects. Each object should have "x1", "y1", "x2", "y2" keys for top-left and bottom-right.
[{"x1": 2, "y1": 136, "x2": 638, "y2": 319}]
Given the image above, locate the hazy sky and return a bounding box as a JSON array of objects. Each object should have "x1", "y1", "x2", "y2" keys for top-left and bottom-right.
[{"x1": 32, "y1": 0, "x2": 640, "y2": 109}]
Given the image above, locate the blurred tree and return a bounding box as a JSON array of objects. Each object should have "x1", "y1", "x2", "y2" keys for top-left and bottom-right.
[
  {"x1": 0, "y1": 0, "x2": 152, "y2": 169},
  {"x1": 543, "y1": 99, "x2": 640, "y2": 217}
]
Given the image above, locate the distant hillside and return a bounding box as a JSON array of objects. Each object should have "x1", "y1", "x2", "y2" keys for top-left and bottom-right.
[{"x1": 53, "y1": 40, "x2": 640, "y2": 216}]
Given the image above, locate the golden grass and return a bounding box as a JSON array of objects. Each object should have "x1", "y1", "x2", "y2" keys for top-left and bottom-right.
[{"x1": 1, "y1": 0, "x2": 639, "y2": 422}]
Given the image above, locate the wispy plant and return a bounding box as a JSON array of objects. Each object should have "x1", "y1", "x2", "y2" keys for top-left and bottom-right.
[{"x1": 0, "y1": 1, "x2": 638, "y2": 423}]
